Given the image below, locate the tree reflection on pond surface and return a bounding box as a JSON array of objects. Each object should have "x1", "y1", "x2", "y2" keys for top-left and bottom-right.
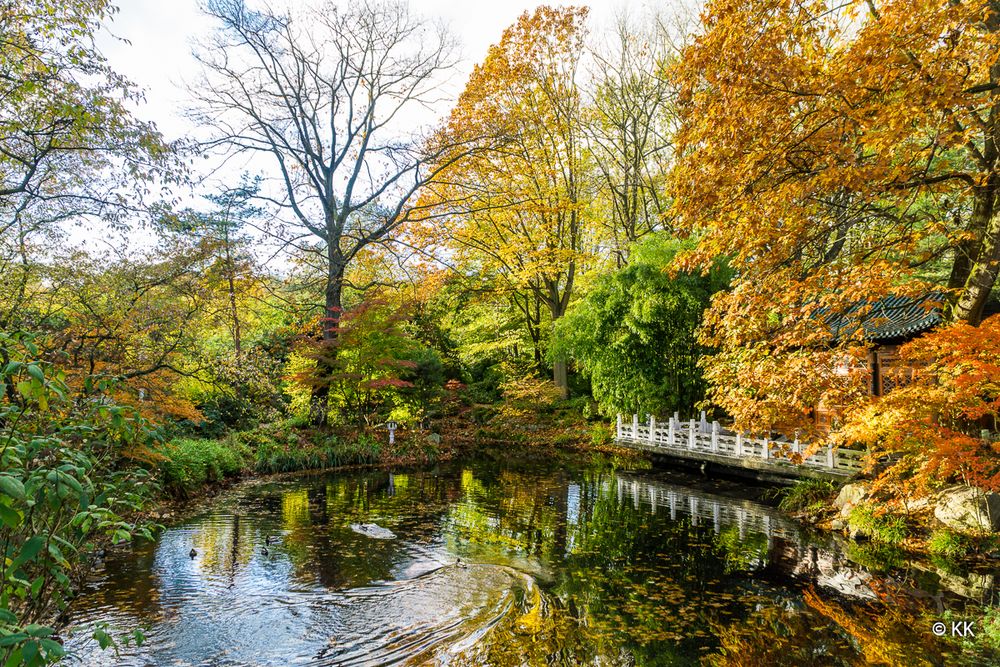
[{"x1": 64, "y1": 461, "x2": 999, "y2": 665}]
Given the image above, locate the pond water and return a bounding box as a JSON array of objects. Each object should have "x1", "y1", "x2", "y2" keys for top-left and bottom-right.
[{"x1": 62, "y1": 458, "x2": 999, "y2": 666}]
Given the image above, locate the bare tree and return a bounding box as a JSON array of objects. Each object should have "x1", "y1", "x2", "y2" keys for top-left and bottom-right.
[
  {"x1": 584, "y1": 11, "x2": 683, "y2": 266},
  {"x1": 190, "y1": 0, "x2": 472, "y2": 424}
]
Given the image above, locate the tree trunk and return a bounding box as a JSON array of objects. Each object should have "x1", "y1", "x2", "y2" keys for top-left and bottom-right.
[
  {"x1": 952, "y1": 180, "x2": 1000, "y2": 325},
  {"x1": 547, "y1": 293, "x2": 570, "y2": 400},
  {"x1": 223, "y1": 229, "x2": 242, "y2": 357},
  {"x1": 310, "y1": 252, "x2": 346, "y2": 427},
  {"x1": 553, "y1": 359, "x2": 569, "y2": 399}
]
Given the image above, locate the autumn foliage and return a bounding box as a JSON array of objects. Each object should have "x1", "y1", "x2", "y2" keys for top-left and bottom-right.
[
  {"x1": 841, "y1": 315, "x2": 1000, "y2": 494},
  {"x1": 670, "y1": 0, "x2": 1000, "y2": 448}
]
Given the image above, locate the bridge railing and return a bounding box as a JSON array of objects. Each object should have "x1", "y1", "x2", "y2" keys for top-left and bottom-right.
[{"x1": 616, "y1": 412, "x2": 864, "y2": 476}]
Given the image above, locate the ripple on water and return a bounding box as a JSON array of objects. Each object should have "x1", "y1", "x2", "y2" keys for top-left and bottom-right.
[{"x1": 64, "y1": 557, "x2": 539, "y2": 666}]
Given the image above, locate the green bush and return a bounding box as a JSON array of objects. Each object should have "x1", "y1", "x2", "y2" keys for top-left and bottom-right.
[
  {"x1": 158, "y1": 438, "x2": 249, "y2": 496},
  {"x1": 848, "y1": 503, "x2": 908, "y2": 545},
  {"x1": 589, "y1": 423, "x2": 615, "y2": 448},
  {"x1": 928, "y1": 529, "x2": 970, "y2": 560},
  {"x1": 773, "y1": 479, "x2": 835, "y2": 512},
  {"x1": 252, "y1": 432, "x2": 384, "y2": 474},
  {"x1": 1, "y1": 332, "x2": 162, "y2": 663}
]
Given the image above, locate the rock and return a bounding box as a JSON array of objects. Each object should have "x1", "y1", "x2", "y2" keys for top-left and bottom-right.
[
  {"x1": 834, "y1": 482, "x2": 869, "y2": 518},
  {"x1": 427, "y1": 433, "x2": 442, "y2": 445},
  {"x1": 933, "y1": 486, "x2": 1000, "y2": 533},
  {"x1": 831, "y1": 519, "x2": 845, "y2": 531},
  {"x1": 350, "y1": 523, "x2": 396, "y2": 540}
]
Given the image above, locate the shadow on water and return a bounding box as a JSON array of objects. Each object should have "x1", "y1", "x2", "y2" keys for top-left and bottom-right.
[{"x1": 63, "y1": 459, "x2": 1000, "y2": 666}]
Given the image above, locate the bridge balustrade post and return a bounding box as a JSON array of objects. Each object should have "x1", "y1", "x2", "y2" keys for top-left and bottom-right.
[
  {"x1": 764, "y1": 438, "x2": 770, "y2": 460},
  {"x1": 632, "y1": 414, "x2": 639, "y2": 440},
  {"x1": 616, "y1": 414, "x2": 622, "y2": 439},
  {"x1": 711, "y1": 421, "x2": 719, "y2": 453},
  {"x1": 826, "y1": 443, "x2": 835, "y2": 469},
  {"x1": 736, "y1": 432, "x2": 743, "y2": 457},
  {"x1": 649, "y1": 416, "x2": 656, "y2": 444},
  {"x1": 668, "y1": 418, "x2": 675, "y2": 447},
  {"x1": 688, "y1": 419, "x2": 696, "y2": 450}
]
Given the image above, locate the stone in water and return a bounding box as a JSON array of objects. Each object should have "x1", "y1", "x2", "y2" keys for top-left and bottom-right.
[{"x1": 351, "y1": 522, "x2": 396, "y2": 539}]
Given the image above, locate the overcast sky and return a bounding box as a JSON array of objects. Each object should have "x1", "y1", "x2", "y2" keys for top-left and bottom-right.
[
  {"x1": 98, "y1": 0, "x2": 667, "y2": 145},
  {"x1": 89, "y1": 1, "x2": 687, "y2": 257}
]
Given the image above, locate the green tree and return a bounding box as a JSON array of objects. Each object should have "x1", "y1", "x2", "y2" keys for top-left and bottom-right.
[
  {"x1": 552, "y1": 235, "x2": 729, "y2": 417},
  {"x1": 0, "y1": 333, "x2": 161, "y2": 665}
]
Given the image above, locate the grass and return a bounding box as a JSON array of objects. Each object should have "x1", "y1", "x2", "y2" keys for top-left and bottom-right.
[
  {"x1": 157, "y1": 421, "x2": 398, "y2": 494},
  {"x1": 157, "y1": 437, "x2": 249, "y2": 496},
  {"x1": 768, "y1": 479, "x2": 835, "y2": 512},
  {"x1": 848, "y1": 502, "x2": 908, "y2": 545},
  {"x1": 928, "y1": 529, "x2": 971, "y2": 560},
  {"x1": 252, "y1": 432, "x2": 384, "y2": 473}
]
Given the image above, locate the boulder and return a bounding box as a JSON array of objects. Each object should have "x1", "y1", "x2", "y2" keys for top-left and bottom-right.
[
  {"x1": 933, "y1": 486, "x2": 1000, "y2": 533},
  {"x1": 834, "y1": 483, "x2": 869, "y2": 518},
  {"x1": 350, "y1": 523, "x2": 397, "y2": 540}
]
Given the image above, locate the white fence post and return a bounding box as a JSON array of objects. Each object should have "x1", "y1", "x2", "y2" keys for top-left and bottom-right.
[
  {"x1": 711, "y1": 421, "x2": 719, "y2": 453},
  {"x1": 668, "y1": 417, "x2": 675, "y2": 447},
  {"x1": 826, "y1": 443, "x2": 835, "y2": 469},
  {"x1": 763, "y1": 438, "x2": 770, "y2": 460},
  {"x1": 736, "y1": 432, "x2": 743, "y2": 457},
  {"x1": 649, "y1": 415, "x2": 656, "y2": 444},
  {"x1": 632, "y1": 414, "x2": 639, "y2": 440},
  {"x1": 700, "y1": 410, "x2": 708, "y2": 433},
  {"x1": 793, "y1": 433, "x2": 800, "y2": 460},
  {"x1": 688, "y1": 419, "x2": 696, "y2": 449},
  {"x1": 616, "y1": 414, "x2": 622, "y2": 439}
]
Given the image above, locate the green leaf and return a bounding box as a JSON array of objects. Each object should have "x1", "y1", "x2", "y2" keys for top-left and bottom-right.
[
  {"x1": 26, "y1": 365, "x2": 44, "y2": 383},
  {"x1": 11, "y1": 536, "x2": 44, "y2": 570},
  {"x1": 0, "y1": 505, "x2": 22, "y2": 529},
  {"x1": 0, "y1": 476, "x2": 25, "y2": 501},
  {"x1": 24, "y1": 625, "x2": 51, "y2": 639},
  {"x1": 0, "y1": 633, "x2": 28, "y2": 647}
]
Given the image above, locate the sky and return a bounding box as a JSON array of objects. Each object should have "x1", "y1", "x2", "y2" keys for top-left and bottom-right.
[
  {"x1": 97, "y1": 0, "x2": 662, "y2": 147},
  {"x1": 89, "y1": 0, "x2": 686, "y2": 259}
]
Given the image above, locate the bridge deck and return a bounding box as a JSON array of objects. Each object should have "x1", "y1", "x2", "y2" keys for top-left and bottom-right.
[{"x1": 616, "y1": 414, "x2": 863, "y2": 482}]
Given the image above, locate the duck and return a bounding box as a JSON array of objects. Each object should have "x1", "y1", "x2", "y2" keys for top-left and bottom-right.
[
  {"x1": 189, "y1": 548, "x2": 197, "y2": 559},
  {"x1": 456, "y1": 557, "x2": 467, "y2": 569},
  {"x1": 265, "y1": 535, "x2": 275, "y2": 545},
  {"x1": 262, "y1": 546, "x2": 269, "y2": 556}
]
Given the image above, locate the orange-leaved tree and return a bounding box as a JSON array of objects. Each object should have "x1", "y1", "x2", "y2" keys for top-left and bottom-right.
[
  {"x1": 671, "y1": 0, "x2": 1000, "y2": 445},
  {"x1": 840, "y1": 314, "x2": 1000, "y2": 496},
  {"x1": 420, "y1": 6, "x2": 596, "y2": 398}
]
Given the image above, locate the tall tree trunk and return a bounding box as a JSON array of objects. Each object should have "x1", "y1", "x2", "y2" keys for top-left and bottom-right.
[
  {"x1": 311, "y1": 251, "x2": 345, "y2": 427},
  {"x1": 952, "y1": 180, "x2": 1000, "y2": 325},
  {"x1": 223, "y1": 228, "x2": 242, "y2": 357},
  {"x1": 547, "y1": 292, "x2": 570, "y2": 400}
]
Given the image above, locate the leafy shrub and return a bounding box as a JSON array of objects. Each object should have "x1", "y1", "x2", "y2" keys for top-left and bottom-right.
[
  {"x1": 158, "y1": 438, "x2": 248, "y2": 496},
  {"x1": 848, "y1": 503, "x2": 908, "y2": 545},
  {"x1": 928, "y1": 529, "x2": 970, "y2": 560},
  {"x1": 774, "y1": 479, "x2": 835, "y2": 512},
  {"x1": 590, "y1": 423, "x2": 615, "y2": 448},
  {"x1": 0, "y1": 332, "x2": 162, "y2": 663}
]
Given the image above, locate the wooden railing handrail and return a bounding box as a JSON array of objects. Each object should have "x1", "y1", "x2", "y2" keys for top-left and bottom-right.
[{"x1": 615, "y1": 412, "x2": 862, "y2": 475}]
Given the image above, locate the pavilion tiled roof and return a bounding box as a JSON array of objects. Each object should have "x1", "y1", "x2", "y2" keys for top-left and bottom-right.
[{"x1": 826, "y1": 293, "x2": 944, "y2": 342}]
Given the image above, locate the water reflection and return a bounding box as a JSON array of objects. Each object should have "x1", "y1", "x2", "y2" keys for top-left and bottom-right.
[{"x1": 64, "y1": 462, "x2": 999, "y2": 665}]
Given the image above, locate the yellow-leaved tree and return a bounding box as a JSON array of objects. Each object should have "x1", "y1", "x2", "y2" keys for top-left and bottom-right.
[
  {"x1": 421, "y1": 6, "x2": 596, "y2": 397},
  {"x1": 671, "y1": 0, "x2": 1000, "y2": 446}
]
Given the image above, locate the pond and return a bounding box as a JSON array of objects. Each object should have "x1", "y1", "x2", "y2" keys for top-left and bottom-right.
[{"x1": 62, "y1": 458, "x2": 999, "y2": 665}]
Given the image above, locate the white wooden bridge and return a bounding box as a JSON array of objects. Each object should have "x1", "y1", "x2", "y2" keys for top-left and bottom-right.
[{"x1": 615, "y1": 413, "x2": 864, "y2": 481}]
